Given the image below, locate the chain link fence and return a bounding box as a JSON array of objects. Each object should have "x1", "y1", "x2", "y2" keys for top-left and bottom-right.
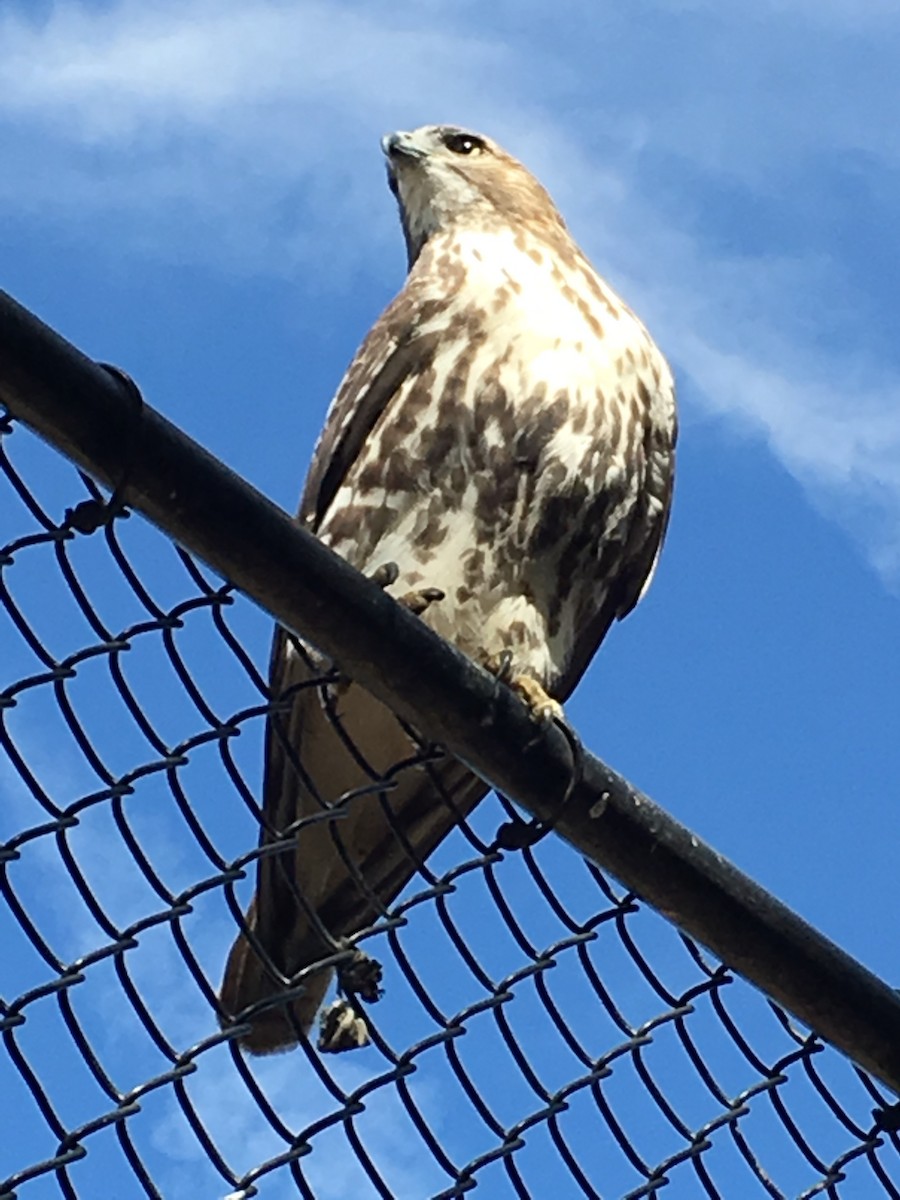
[{"x1": 2, "y1": 308, "x2": 899, "y2": 1198}]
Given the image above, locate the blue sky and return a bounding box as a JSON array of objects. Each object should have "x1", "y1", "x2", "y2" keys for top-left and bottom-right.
[{"x1": 1, "y1": 1, "x2": 899, "y2": 1197}]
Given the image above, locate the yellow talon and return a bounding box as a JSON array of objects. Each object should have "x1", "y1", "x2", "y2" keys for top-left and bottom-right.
[
  {"x1": 510, "y1": 675, "x2": 564, "y2": 725},
  {"x1": 480, "y1": 652, "x2": 563, "y2": 723}
]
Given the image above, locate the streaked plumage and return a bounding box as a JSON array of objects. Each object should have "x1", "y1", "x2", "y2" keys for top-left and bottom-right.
[{"x1": 220, "y1": 124, "x2": 677, "y2": 1053}]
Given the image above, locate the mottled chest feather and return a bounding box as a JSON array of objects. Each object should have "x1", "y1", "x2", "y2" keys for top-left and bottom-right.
[{"x1": 307, "y1": 219, "x2": 675, "y2": 697}]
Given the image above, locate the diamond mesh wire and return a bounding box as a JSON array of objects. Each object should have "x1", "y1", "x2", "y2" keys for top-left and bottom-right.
[{"x1": 1, "y1": 409, "x2": 898, "y2": 1200}]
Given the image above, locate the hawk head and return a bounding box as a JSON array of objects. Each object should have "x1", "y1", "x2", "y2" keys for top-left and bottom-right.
[{"x1": 382, "y1": 124, "x2": 567, "y2": 266}]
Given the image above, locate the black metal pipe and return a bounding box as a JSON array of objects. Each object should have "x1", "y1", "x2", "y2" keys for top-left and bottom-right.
[{"x1": 2, "y1": 286, "x2": 899, "y2": 1096}]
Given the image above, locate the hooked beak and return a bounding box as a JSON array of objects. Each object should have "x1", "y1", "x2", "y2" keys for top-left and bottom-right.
[
  {"x1": 381, "y1": 131, "x2": 425, "y2": 162},
  {"x1": 382, "y1": 131, "x2": 425, "y2": 200}
]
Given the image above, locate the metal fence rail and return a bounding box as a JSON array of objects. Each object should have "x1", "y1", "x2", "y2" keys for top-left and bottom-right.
[{"x1": 1, "y1": 291, "x2": 899, "y2": 1198}]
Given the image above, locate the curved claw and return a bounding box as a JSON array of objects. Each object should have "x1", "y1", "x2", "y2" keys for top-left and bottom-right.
[
  {"x1": 399, "y1": 586, "x2": 445, "y2": 616},
  {"x1": 481, "y1": 649, "x2": 514, "y2": 683},
  {"x1": 370, "y1": 561, "x2": 400, "y2": 589}
]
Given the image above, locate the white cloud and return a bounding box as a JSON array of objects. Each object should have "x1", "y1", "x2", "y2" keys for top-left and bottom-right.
[
  {"x1": 672, "y1": 328, "x2": 900, "y2": 576},
  {"x1": 0, "y1": 0, "x2": 560, "y2": 274},
  {"x1": 2, "y1": 0, "x2": 900, "y2": 581},
  {"x1": 0, "y1": 1, "x2": 514, "y2": 193}
]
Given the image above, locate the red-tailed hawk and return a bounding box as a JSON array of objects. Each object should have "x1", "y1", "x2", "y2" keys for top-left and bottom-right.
[{"x1": 220, "y1": 124, "x2": 676, "y2": 1053}]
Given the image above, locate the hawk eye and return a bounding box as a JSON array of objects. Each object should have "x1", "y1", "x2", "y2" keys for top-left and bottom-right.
[{"x1": 442, "y1": 131, "x2": 485, "y2": 156}]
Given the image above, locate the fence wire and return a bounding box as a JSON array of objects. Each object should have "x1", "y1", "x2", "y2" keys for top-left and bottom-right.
[{"x1": 1, "y1": 407, "x2": 898, "y2": 1200}]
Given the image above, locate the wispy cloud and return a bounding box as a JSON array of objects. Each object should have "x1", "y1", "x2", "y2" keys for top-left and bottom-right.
[
  {"x1": 2, "y1": 0, "x2": 899, "y2": 579},
  {"x1": 0, "y1": 0, "x2": 529, "y2": 263},
  {"x1": 152, "y1": 1053, "x2": 449, "y2": 1200}
]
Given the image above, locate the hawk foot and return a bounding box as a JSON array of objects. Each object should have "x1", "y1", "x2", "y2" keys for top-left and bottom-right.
[
  {"x1": 337, "y1": 949, "x2": 384, "y2": 1004},
  {"x1": 318, "y1": 1000, "x2": 370, "y2": 1053},
  {"x1": 399, "y1": 586, "x2": 445, "y2": 616},
  {"x1": 511, "y1": 675, "x2": 564, "y2": 724},
  {"x1": 371, "y1": 562, "x2": 444, "y2": 615},
  {"x1": 482, "y1": 653, "x2": 564, "y2": 725}
]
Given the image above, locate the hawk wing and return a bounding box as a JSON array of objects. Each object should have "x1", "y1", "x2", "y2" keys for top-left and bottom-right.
[
  {"x1": 560, "y1": 382, "x2": 677, "y2": 698},
  {"x1": 300, "y1": 300, "x2": 441, "y2": 530},
  {"x1": 220, "y1": 303, "x2": 489, "y2": 1054}
]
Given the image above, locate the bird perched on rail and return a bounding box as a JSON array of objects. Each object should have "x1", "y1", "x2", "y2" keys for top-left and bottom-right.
[{"x1": 220, "y1": 124, "x2": 677, "y2": 1053}]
